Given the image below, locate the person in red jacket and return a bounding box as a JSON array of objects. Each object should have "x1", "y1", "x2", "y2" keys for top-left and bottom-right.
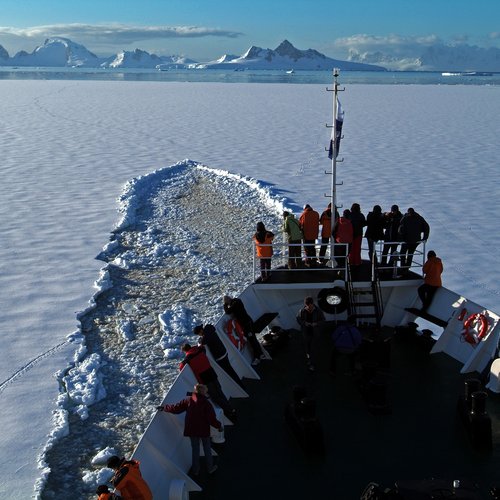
[
  {"x1": 107, "y1": 456, "x2": 152, "y2": 500},
  {"x1": 159, "y1": 384, "x2": 223, "y2": 475},
  {"x1": 319, "y1": 203, "x2": 332, "y2": 264},
  {"x1": 299, "y1": 204, "x2": 320, "y2": 266},
  {"x1": 334, "y1": 209, "x2": 353, "y2": 269},
  {"x1": 418, "y1": 250, "x2": 443, "y2": 311},
  {"x1": 180, "y1": 343, "x2": 236, "y2": 419}
]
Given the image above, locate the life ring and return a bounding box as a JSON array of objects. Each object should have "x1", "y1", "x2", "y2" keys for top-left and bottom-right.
[
  {"x1": 461, "y1": 313, "x2": 489, "y2": 345},
  {"x1": 225, "y1": 319, "x2": 246, "y2": 350},
  {"x1": 318, "y1": 286, "x2": 348, "y2": 314}
]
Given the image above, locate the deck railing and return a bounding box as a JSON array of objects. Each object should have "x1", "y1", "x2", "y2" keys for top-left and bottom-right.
[{"x1": 252, "y1": 237, "x2": 426, "y2": 282}]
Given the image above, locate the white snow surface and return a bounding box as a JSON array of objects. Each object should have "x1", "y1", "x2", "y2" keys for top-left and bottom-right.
[{"x1": 0, "y1": 80, "x2": 500, "y2": 499}]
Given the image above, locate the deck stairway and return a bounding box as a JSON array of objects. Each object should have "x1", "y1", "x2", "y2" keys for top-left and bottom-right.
[{"x1": 347, "y1": 265, "x2": 384, "y2": 328}]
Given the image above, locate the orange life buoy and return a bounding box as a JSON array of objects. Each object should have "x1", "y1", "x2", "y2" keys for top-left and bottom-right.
[
  {"x1": 461, "y1": 313, "x2": 489, "y2": 345},
  {"x1": 225, "y1": 319, "x2": 246, "y2": 350}
]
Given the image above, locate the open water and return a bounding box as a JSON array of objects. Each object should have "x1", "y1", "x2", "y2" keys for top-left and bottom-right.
[{"x1": 1, "y1": 67, "x2": 499, "y2": 85}]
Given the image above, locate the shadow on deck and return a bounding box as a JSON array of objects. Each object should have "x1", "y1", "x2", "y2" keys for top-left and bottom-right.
[{"x1": 191, "y1": 323, "x2": 500, "y2": 500}]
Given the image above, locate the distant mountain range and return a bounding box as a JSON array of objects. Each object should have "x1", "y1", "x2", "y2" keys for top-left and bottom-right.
[
  {"x1": 0, "y1": 37, "x2": 499, "y2": 72},
  {"x1": 0, "y1": 38, "x2": 384, "y2": 71}
]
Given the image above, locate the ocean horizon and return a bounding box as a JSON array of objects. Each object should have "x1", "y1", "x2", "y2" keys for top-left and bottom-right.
[{"x1": 1, "y1": 66, "x2": 500, "y2": 85}]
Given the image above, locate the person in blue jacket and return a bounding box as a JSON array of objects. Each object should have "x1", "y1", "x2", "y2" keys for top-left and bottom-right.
[{"x1": 330, "y1": 318, "x2": 363, "y2": 375}]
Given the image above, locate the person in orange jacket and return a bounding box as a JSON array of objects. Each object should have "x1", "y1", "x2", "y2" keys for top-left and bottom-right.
[
  {"x1": 299, "y1": 204, "x2": 320, "y2": 266},
  {"x1": 418, "y1": 250, "x2": 443, "y2": 311},
  {"x1": 253, "y1": 221, "x2": 274, "y2": 281},
  {"x1": 107, "y1": 456, "x2": 152, "y2": 500}
]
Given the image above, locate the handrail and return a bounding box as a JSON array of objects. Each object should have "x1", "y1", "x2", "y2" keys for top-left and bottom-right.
[
  {"x1": 374, "y1": 239, "x2": 426, "y2": 276},
  {"x1": 251, "y1": 237, "x2": 426, "y2": 282},
  {"x1": 252, "y1": 239, "x2": 348, "y2": 281}
]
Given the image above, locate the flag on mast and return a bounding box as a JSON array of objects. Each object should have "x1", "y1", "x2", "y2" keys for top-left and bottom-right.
[{"x1": 328, "y1": 98, "x2": 344, "y2": 159}]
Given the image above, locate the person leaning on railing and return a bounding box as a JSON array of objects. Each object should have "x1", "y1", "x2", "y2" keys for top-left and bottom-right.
[
  {"x1": 283, "y1": 211, "x2": 303, "y2": 269},
  {"x1": 299, "y1": 204, "x2": 320, "y2": 267},
  {"x1": 157, "y1": 384, "x2": 222, "y2": 476},
  {"x1": 381, "y1": 204, "x2": 403, "y2": 268},
  {"x1": 253, "y1": 221, "x2": 274, "y2": 282},
  {"x1": 398, "y1": 207, "x2": 430, "y2": 273}
]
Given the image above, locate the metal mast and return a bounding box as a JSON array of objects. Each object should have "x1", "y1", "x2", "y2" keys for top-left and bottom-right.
[{"x1": 328, "y1": 68, "x2": 343, "y2": 266}]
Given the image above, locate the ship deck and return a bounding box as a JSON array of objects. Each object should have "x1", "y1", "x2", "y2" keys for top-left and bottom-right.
[{"x1": 191, "y1": 318, "x2": 500, "y2": 499}]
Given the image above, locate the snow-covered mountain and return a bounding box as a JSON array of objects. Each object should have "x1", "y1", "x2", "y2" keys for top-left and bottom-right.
[
  {"x1": 0, "y1": 44, "x2": 9, "y2": 61},
  {"x1": 101, "y1": 49, "x2": 163, "y2": 69},
  {"x1": 200, "y1": 40, "x2": 385, "y2": 71},
  {"x1": 348, "y1": 43, "x2": 500, "y2": 72},
  {"x1": 9, "y1": 37, "x2": 100, "y2": 67}
]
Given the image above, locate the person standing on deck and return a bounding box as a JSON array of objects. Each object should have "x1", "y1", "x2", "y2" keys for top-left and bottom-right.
[
  {"x1": 334, "y1": 209, "x2": 353, "y2": 269},
  {"x1": 319, "y1": 203, "x2": 338, "y2": 264},
  {"x1": 253, "y1": 221, "x2": 274, "y2": 282},
  {"x1": 381, "y1": 204, "x2": 403, "y2": 269},
  {"x1": 330, "y1": 317, "x2": 363, "y2": 376},
  {"x1": 349, "y1": 203, "x2": 366, "y2": 267},
  {"x1": 106, "y1": 456, "x2": 152, "y2": 500},
  {"x1": 365, "y1": 205, "x2": 386, "y2": 264},
  {"x1": 223, "y1": 295, "x2": 265, "y2": 365},
  {"x1": 299, "y1": 204, "x2": 320, "y2": 267},
  {"x1": 296, "y1": 296, "x2": 325, "y2": 372},
  {"x1": 180, "y1": 343, "x2": 236, "y2": 420},
  {"x1": 398, "y1": 208, "x2": 430, "y2": 272},
  {"x1": 418, "y1": 250, "x2": 443, "y2": 312},
  {"x1": 158, "y1": 383, "x2": 222, "y2": 476},
  {"x1": 195, "y1": 324, "x2": 245, "y2": 388},
  {"x1": 283, "y1": 211, "x2": 303, "y2": 269}
]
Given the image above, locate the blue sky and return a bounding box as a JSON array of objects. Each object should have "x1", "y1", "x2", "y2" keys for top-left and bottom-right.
[{"x1": 0, "y1": 0, "x2": 499, "y2": 61}]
